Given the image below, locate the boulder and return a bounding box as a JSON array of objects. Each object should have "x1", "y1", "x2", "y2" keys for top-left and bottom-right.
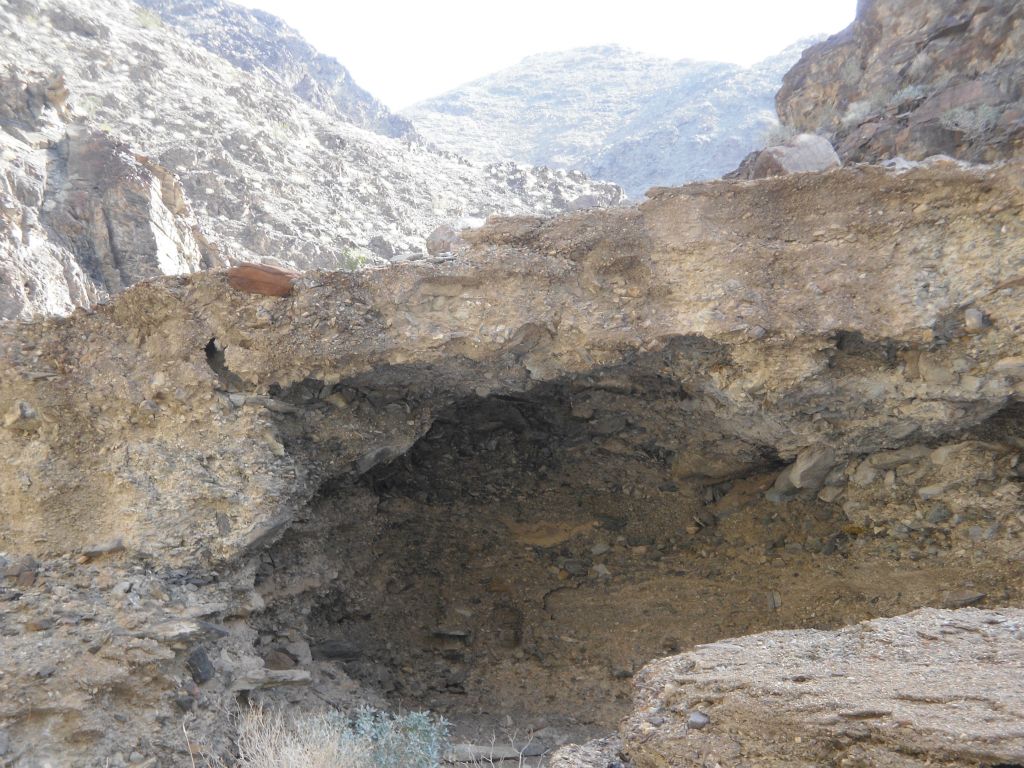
[
  {"x1": 621, "y1": 609, "x2": 1024, "y2": 767},
  {"x1": 226, "y1": 263, "x2": 301, "y2": 297},
  {"x1": 772, "y1": 444, "x2": 837, "y2": 496},
  {"x1": 426, "y1": 224, "x2": 461, "y2": 256},
  {"x1": 750, "y1": 134, "x2": 841, "y2": 178}
]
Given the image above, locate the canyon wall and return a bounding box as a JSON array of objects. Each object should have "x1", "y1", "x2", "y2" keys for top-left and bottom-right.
[{"x1": 777, "y1": 0, "x2": 1024, "y2": 163}]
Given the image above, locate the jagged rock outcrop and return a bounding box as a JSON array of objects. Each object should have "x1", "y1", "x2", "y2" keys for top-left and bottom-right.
[
  {"x1": 617, "y1": 608, "x2": 1024, "y2": 767},
  {"x1": 0, "y1": 160, "x2": 1022, "y2": 764},
  {"x1": 0, "y1": 0, "x2": 623, "y2": 319},
  {"x1": 0, "y1": 70, "x2": 213, "y2": 320},
  {"x1": 777, "y1": 0, "x2": 1024, "y2": 163},
  {"x1": 135, "y1": 0, "x2": 416, "y2": 140},
  {"x1": 405, "y1": 41, "x2": 818, "y2": 197}
]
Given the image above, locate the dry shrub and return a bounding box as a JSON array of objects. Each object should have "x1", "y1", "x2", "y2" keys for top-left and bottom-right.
[{"x1": 209, "y1": 704, "x2": 448, "y2": 768}]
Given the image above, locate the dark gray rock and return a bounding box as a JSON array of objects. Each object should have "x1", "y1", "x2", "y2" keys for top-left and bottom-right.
[
  {"x1": 777, "y1": 0, "x2": 1024, "y2": 164},
  {"x1": 312, "y1": 639, "x2": 362, "y2": 661},
  {"x1": 185, "y1": 646, "x2": 215, "y2": 684},
  {"x1": 686, "y1": 711, "x2": 711, "y2": 730}
]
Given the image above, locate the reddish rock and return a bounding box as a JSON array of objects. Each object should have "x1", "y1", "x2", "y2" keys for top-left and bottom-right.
[{"x1": 226, "y1": 264, "x2": 301, "y2": 297}]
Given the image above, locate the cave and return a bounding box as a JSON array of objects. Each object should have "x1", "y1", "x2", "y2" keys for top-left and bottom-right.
[{"x1": 244, "y1": 345, "x2": 1024, "y2": 753}]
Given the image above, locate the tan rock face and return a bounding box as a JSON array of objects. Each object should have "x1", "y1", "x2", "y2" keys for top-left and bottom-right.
[
  {"x1": 0, "y1": 160, "x2": 1021, "y2": 566},
  {"x1": 620, "y1": 608, "x2": 1024, "y2": 767},
  {"x1": 777, "y1": 0, "x2": 1024, "y2": 163}
]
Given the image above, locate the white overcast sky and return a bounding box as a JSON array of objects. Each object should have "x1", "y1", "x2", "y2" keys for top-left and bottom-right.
[{"x1": 236, "y1": 1, "x2": 858, "y2": 110}]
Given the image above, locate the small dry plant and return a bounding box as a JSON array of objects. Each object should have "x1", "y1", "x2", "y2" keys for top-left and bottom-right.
[{"x1": 202, "y1": 703, "x2": 449, "y2": 768}]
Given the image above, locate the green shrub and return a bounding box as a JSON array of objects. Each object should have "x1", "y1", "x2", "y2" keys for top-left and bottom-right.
[
  {"x1": 351, "y1": 707, "x2": 449, "y2": 768},
  {"x1": 840, "y1": 99, "x2": 880, "y2": 128}
]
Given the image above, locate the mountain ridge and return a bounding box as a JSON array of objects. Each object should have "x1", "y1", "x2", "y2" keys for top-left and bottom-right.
[
  {"x1": 405, "y1": 38, "x2": 822, "y2": 197},
  {"x1": 136, "y1": 0, "x2": 417, "y2": 140}
]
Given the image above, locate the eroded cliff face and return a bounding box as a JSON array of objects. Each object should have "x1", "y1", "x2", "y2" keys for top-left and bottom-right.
[
  {"x1": 0, "y1": 70, "x2": 213, "y2": 320},
  {"x1": 611, "y1": 608, "x2": 1024, "y2": 767},
  {"x1": 0, "y1": 161, "x2": 1022, "y2": 764},
  {"x1": 777, "y1": 0, "x2": 1024, "y2": 163}
]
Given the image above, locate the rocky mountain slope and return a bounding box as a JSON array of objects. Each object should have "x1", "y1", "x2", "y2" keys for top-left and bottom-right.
[
  {"x1": 405, "y1": 42, "x2": 816, "y2": 198},
  {"x1": 0, "y1": 70, "x2": 214, "y2": 319},
  {"x1": 1, "y1": 157, "x2": 1023, "y2": 764},
  {"x1": 777, "y1": 0, "x2": 1024, "y2": 163},
  {"x1": 0, "y1": 0, "x2": 623, "y2": 320},
  {"x1": 135, "y1": 0, "x2": 416, "y2": 140}
]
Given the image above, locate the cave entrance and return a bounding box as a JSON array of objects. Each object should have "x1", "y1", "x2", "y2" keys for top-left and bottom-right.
[{"x1": 251, "y1": 371, "x2": 1024, "y2": 757}]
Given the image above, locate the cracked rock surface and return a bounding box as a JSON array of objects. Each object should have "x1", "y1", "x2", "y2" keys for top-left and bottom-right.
[
  {"x1": 0, "y1": 70, "x2": 213, "y2": 320},
  {"x1": 1, "y1": 160, "x2": 1021, "y2": 565}
]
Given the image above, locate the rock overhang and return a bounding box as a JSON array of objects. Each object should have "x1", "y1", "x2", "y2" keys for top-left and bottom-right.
[{"x1": 0, "y1": 160, "x2": 1022, "y2": 567}]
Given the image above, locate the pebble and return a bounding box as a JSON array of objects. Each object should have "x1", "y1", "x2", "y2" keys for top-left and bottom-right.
[
  {"x1": 24, "y1": 618, "x2": 53, "y2": 632},
  {"x1": 590, "y1": 542, "x2": 610, "y2": 556},
  {"x1": 82, "y1": 538, "x2": 124, "y2": 558},
  {"x1": 968, "y1": 524, "x2": 998, "y2": 542},
  {"x1": 818, "y1": 485, "x2": 843, "y2": 503},
  {"x1": 944, "y1": 591, "x2": 986, "y2": 608},
  {"x1": 561, "y1": 559, "x2": 589, "y2": 577},
  {"x1": 593, "y1": 564, "x2": 611, "y2": 579},
  {"x1": 851, "y1": 460, "x2": 877, "y2": 487},
  {"x1": 186, "y1": 647, "x2": 215, "y2": 684},
  {"x1": 687, "y1": 711, "x2": 711, "y2": 730},
  {"x1": 263, "y1": 649, "x2": 297, "y2": 670},
  {"x1": 964, "y1": 307, "x2": 985, "y2": 332},
  {"x1": 174, "y1": 694, "x2": 195, "y2": 713},
  {"x1": 312, "y1": 639, "x2": 363, "y2": 660},
  {"x1": 918, "y1": 484, "x2": 948, "y2": 500}
]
